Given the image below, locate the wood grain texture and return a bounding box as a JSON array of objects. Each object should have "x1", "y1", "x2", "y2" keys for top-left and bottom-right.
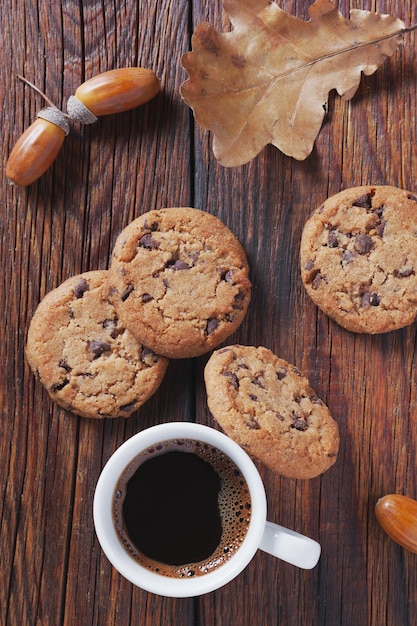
[{"x1": 1, "y1": 1, "x2": 416, "y2": 625}]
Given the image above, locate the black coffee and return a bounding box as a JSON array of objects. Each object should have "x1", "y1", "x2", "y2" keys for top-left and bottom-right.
[{"x1": 113, "y1": 438, "x2": 252, "y2": 578}]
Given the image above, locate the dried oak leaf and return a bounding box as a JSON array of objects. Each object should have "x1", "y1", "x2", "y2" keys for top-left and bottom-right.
[{"x1": 180, "y1": 0, "x2": 406, "y2": 165}]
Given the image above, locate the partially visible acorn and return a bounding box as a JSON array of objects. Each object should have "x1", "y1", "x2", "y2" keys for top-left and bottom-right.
[
  {"x1": 67, "y1": 68, "x2": 160, "y2": 123},
  {"x1": 375, "y1": 494, "x2": 417, "y2": 554},
  {"x1": 6, "y1": 107, "x2": 69, "y2": 187}
]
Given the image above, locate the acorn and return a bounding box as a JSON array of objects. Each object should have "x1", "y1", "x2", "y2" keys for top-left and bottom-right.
[
  {"x1": 6, "y1": 68, "x2": 160, "y2": 186},
  {"x1": 375, "y1": 494, "x2": 417, "y2": 553},
  {"x1": 66, "y1": 68, "x2": 160, "y2": 123},
  {"x1": 6, "y1": 107, "x2": 69, "y2": 187}
]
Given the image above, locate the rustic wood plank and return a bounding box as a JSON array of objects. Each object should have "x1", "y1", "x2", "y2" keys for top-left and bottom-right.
[
  {"x1": 1, "y1": 0, "x2": 417, "y2": 625},
  {"x1": 2, "y1": 0, "x2": 194, "y2": 624},
  {"x1": 193, "y1": 1, "x2": 417, "y2": 625}
]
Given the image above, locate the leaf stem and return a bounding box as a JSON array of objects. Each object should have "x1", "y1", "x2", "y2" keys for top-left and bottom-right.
[{"x1": 402, "y1": 23, "x2": 417, "y2": 34}]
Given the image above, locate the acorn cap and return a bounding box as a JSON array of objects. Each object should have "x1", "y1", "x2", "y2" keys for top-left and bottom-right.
[
  {"x1": 37, "y1": 107, "x2": 70, "y2": 135},
  {"x1": 66, "y1": 95, "x2": 98, "y2": 124}
]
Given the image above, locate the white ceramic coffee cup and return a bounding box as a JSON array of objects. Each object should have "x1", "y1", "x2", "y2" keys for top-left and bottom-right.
[{"x1": 94, "y1": 422, "x2": 321, "y2": 597}]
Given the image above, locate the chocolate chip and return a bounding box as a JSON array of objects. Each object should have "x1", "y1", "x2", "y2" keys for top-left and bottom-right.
[
  {"x1": 251, "y1": 375, "x2": 265, "y2": 389},
  {"x1": 304, "y1": 259, "x2": 314, "y2": 271},
  {"x1": 310, "y1": 395, "x2": 324, "y2": 405},
  {"x1": 353, "y1": 192, "x2": 373, "y2": 209},
  {"x1": 141, "y1": 347, "x2": 159, "y2": 366},
  {"x1": 246, "y1": 418, "x2": 261, "y2": 430},
  {"x1": 139, "y1": 233, "x2": 160, "y2": 250},
  {"x1": 222, "y1": 371, "x2": 239, "y2": 388},
  {"x1": 225, "y1": 270, "x2": 234, "y2": 283},
  {"x1": 407, "y1": 194, "x2": 417, "y2": 202},
  {"x1": 142, "y1": 293, "x2": 153, "y2": 303},
  {"x1": 342, "y1": 250, "x2": 355, "y2": 263},
  {"x1": 143, "y1": 220, "x2": 159, "y2": 231},
  {"x1": 375, "y1": 219, "x2": 386, "y2": 237},
  {"x1": 361, "y1": 292, "x2": 371, "y2": 307},
  {"x1": 361, "y1": 292, "x2": 380, "y2": 307},
  {"x1": 120, "y1": 401, "x2": 137, "y2": 412},
  {"x1": 58, "y1": 358, "x2": 72, "y2": 372},
  {"x1": 327, "y1": 230, "x2": 339, "y2": 248},
  {"x1": 248, "y1": 393, "x2": 258, "y2": 401},
  {"x1": 219, "y1": 269, "x2": 234, "y2": 283},
  {"x1": 73, "y1": 278, "x2": 89, "y2": 298},
  {"x1": 312, "y1": 271, "x2": 325, "y2": 289},
  {"x1": 395, "y1": 268, "x2": 415, "y2": 278},
  {"x1": 89, "y1": 340, "x2": 111, "y2": 359},
  {"x1": 121, "y1": 285, "x2": 134, "y2": 301},
  {"x1": 206, "y1": 318, "x2": 219, "y2": 335},
  {"x1": 103, "y1": 319, "x2": 117, "y2": 338},
  {"x1": 51, "y1": 379, "x2": 69, "y2": 391},
  {"x1": 276, "y1": 367, "x2": 287, "y2": 380},
  {"x1": 373, "y1": 209, "x2": 386, "y2": 236},
  {"x1": 166, "y1": 259, "x2": 190, "y2": 270},
  {"x1": 354, "y1": 234, "x2": 373, "y2": 254},
  {"x1": 291, "y1": 412, "x2": 308, "y2": 431},
  {"x1": 234, "y1": 291, "x2": 245, "y2": 302}
]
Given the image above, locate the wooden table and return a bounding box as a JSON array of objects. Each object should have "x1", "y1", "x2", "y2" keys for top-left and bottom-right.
[{"x1": 1, "y1": 1, "x2": 416, "y2": 624}]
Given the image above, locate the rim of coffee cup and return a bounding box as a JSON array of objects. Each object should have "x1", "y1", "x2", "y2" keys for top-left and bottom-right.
[{"x1": 93, "y1": 421, "x2": 268, "y2": 597}]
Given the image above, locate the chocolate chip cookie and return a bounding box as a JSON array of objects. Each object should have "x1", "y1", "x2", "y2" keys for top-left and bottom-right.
[
  {"x1": 204, "y1": 345, "x2": 339, "y2": 479},
  {"x1": 26, "y1": 270, "x2": 168, "y2": 418},
  {"x1": 107, "y1": 208, "x2": 251, "y2": 358},
  {"x1": 300, "y1": 186, "x2": 417, "y2": 333}
]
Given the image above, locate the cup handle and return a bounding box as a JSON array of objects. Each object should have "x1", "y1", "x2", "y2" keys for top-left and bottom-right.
[{"x1": 259, "y1": 521, "x2": 321, "y2": 569}]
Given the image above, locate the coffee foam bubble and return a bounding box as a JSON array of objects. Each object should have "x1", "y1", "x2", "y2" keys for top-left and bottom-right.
[{"x1": 113, "y1": 438, "x2": 252, "y2": 578}]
